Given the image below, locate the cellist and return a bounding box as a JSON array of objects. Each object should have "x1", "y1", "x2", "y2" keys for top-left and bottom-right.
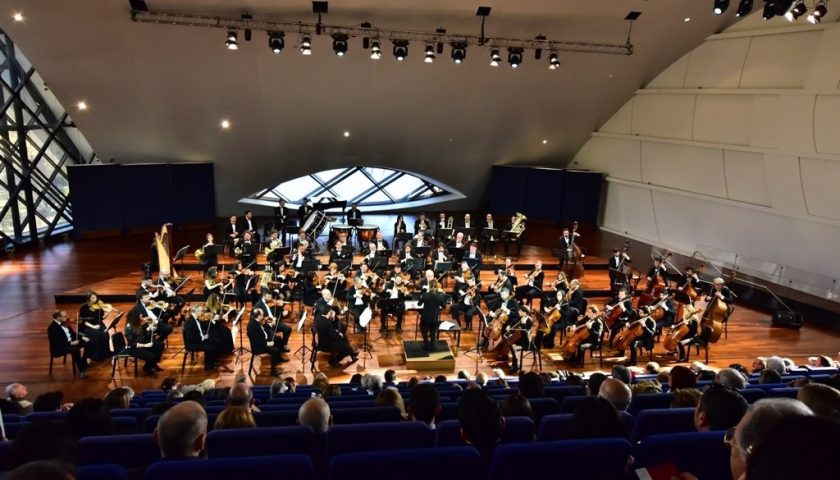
[
  {"x1": 604, "y1": 287, "x2": 636, "y2": 347},
  {"x1": 675, "y1": 304, "x2": 712, "y2": 362},
  {"x1": 565, "y1": 306, "x2": 604, "y2": 367}
]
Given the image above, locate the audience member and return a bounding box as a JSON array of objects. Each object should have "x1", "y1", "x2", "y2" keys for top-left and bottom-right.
[
  {"x1": 8, "y1": 421, "x2": 78, "y2": 469},
  {"x1": 103, "y1": 387, "x2": 132, "y2": 410},
  {"x1": 227, "y1": 383, "x2": 260, "y2": 413},
  {"x1": 611, "y1": 365, "x2": 632, "y2": 385},
  {"x1": 670, "y1": 388, "x2": 701, "y2": 408},
  {"x1": 758, "y1": 369, "x2": 781, "y2": 384},
  {"x1": 182, "y1": 389, "x2": 206, "y2": 406},
  {"x1": 166, "y1": 390, "x2": 183, "y2": 403},
  {"x1": 4, "y1": 460, "x2": 76, "y2": 480},
  {"x1": 298, "y1": 397, "x2": 332, "y2": 434},
  {"x1": 150, "y1": 402, "x2": 175, "y2": 416},
  {"x1": 364, "y1": 374, "x2": 384, "y2": 395},
  {"x1": 655, "y1": 370, "x2": 670, "y2": 385},
  {"x1": 375, "y1": 387, "x2": 408, "y2": 420},
  {"x1": 751, "y1": 357, "x2": 766, "y2": 374},
  {"x1": 715, "y1": 367, "x2": 748, "y2": 390},
  {"x1": 214, "y1": 406, "x2": 256, "y2": 430},
  {"x1": 283, "y1": 377, "x2": 297, "y2": 393},
  {"x1": 0, "y1": 397, "x2": 20, "y2": 415},
  {"x1": 384, "y1": 369, "x2": 397, "y2": 384},
  {"x1": 797, "y1": 383, "x2": 840, "y2": 421},
  {"x1": 475, "y1": 372, "x2": 488, "y2": 387},
  {"x1": 312, "y1": 372, "x2": 329, "y2": 392},
  {"x1": 348, "y1": 373, "x2": 363, "y2": 385},
  {"x1": 727, "y1": 398, "x2": 813, "y2": 480},
  {"x1": 64, "y1": 398, "x2": 113, "y2": 438},
  {"x1": 644, "y1": 362, "x2": 660, "y2": 374},
  {"x1": 270, "y1": 379, "x2": 288, "y2": 397},
  {"x1": 763, "y1": 356, "x2": 786, "y2": 375},
  {"x1": 631, "y1": 380, "x2": 662, "y2": 396},
  {"x1": 408, "y1": 383, "x2": 441, "y2": 428},
  {"x1": 458, "y1": 389, "x2": 504, "y2": 467},
  {"x1": 160, "y1": 376, "x2": 179, "y2": 392},
  {"x1": 518, "y1": 372, "x2": 544, "y2": 399},
  {"x1": 500, "y1": 393, "x2": 534, "y2": 420},
  {"x1": 694, "y1": 384, "x2": 748, "y2": 432},
  {"x1": 32, "y1": 391, "x2": 69, "y2": 412},
  {"x1": 788, "y1": 377, "x2": 810, "y2": 388},
  {"x1": 598, "y1": 378, "x2": 631, "y2": 411},
  {"x1": 669, "y1": 365, "x2": 698, "y2": 390},
  {"x1": 407, "y1": 376, "x2": 420, "y2": 389},
  {"x1": 434, "y1": 375, "x2": 448, "y2": 384},
  {"x1": 586, "y1": 373, "x2": 607, "y2": 397},
  {"x1": 567, "y1": 397, "x2": 623, "y2": 440},
  {"x1": 457, "y1": 370, "x2": 470, "y2": 381},
  {"x1": 5, "y1": 383, "x2": 33, "y2": 415},
  {"x1": 745, "y1": 415, "x2": 839, "y2": 479},
  {"x1": 564, "y1": 374, "x2": 583, "y2": 386},
  {"x1": 322, "y1": 384, "x2": 342, "y2": 399},
  {"x1": 154, "y1": 400, "x2": 208, "y2": 459}
]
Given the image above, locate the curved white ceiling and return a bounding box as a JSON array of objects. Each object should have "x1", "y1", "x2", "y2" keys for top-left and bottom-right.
[{"x1": 0, "y1": 1, "x2": 740, "y2": 214}]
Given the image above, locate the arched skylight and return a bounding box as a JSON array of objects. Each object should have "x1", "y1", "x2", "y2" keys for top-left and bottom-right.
[{"x1": 240, "y1": 166, "x2": 465, "y2": 211}]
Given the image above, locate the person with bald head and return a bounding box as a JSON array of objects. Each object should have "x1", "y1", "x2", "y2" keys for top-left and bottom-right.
[
  {"x1": 153, "y1": 400, "x2": 208, "y2": 459},
  {"x1": 226, "y1": 383, "x2": 260, "y2": 413},
  {"x1": 598, "y1": 378, "x2": 632, "y2": 412},
  {"x1": 298, "y1": 397, "x2": 332, "y2": 434}
]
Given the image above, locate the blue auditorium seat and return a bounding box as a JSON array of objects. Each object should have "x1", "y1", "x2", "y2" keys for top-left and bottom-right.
[
  {"x1": 768, "y1": 387, "x2": 800, "y2": 398},
  {"x1": 331, "y1": 406, "x2": 401, "y2": 424},
  {"x1": 538, "y1": 412, "x2": 633, "y2": 441},
  {"x1": 206, "y1": 426, "x2": 314, "y2": 458},
  {"x1": 144, "y1": 414, "x2": 219, "y2": 432},
  {"x1": 327, "y1": 422, "x2": 435, "y2": 456},
  {"x1": 543, "y1": 385, "x2": 586, "y2": 402},
  {"x1": 78, "y1": 433, "x2": 160, "y2": 469},
  {"x1": 76, "y1": 464, "x2": 128, "y2": 480},
  {"x1": 628, "y1": 393, "x2": 673, "y2": 415},
  {"x1": 436, "y1": 417, "x2": 535, "y2": 447},
  {"x1": 436, "y1": 402, "x2": 460, "y2": 422},
  {"x1": 145, "y1": 455, "x2": 313, "y2": 480},
  {"x1": 630, "y1": 408, "x2": 696, "y2": 443},
  {"x1": 2, "y1": 414, "x2": 21, "y2": 424},
  {"x1": 489, "y1": 438, "x2": 633, "y2": 479},
  {"x1": 110, "y1": 408, "x2": 152, "y2": 424},
  {"x1": 24, "y1": 411, "x2": 66, "y2": 422},
  {"x1": 738, "y1": 388, "x2": 766, "y2": 404},
  {"x1": 111, "y1": 416, "x2": 139, "y2": 432},
  {"x1": 558, "y1": 395, "x2": 587, "y2": 413},
  {"x1": 2, "y1": 421, "x2": 29, "y2": 440},
  {"x1": 253, "y1": 410, "x2": 299, "y2": 427},
  {"x1": 0, "y1": 441, "x2": 10, "y2": 471},
  {"x1": 634, "y1": 431, "x2": 730, "y2": 480},
  {"x1": 330, "y1": 447, "x2": 480, "y2": 480},
  {"x1": 524, "y1": 397, "x2": 559, "y2": 421}
]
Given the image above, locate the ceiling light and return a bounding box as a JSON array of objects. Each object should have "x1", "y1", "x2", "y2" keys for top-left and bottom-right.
[
  {"x1": 714, "y1": 0, "x2": 730, "y2": 15},
  {"x1": 268, "y1": 33, "x2": 284, "y2": 54},
  {"x1": 736, "y1": 0, "x2": 754, "y2": 16},
  {"x1": 225, "y1": 30, "x2": 238, "y2": 50},
  {"x1": 370, "y1": 40, "x2": 382, "y2": 59},
  {"x1": 489, "y1": 49, "x2": 501, "y2": 67},
  {"x1": 542, "y1": 139, "x2": 548, "y2": 144},
  {"x1": 220, "y1": 119, "x2": 231, "y2": 129},
  {"x1": 684, "y1": 17, "x2": 691, "y2": 22},
  {"x1": 76, "y1": 101, "x2": 88, "y2": 111},
  {"x1": 300, "y1": 35, "x2": 312, "y2": 55},
  {"x1": 343, "y1": 131, "x2": 350, "y2": 138},
  {"x1": 808, "y1": 0, "x2": 827, "y2": 23},
  {"x1": 785, "y1": 0, "x2": 808, "y2": 20},
  {"x1": 393, "y1": 41, "x2": 408, "y2": 62},
  {"x1": 424, "y1": 44, "x2": 435, "y2": 63},
  {"x1": 332, "y1": 34, "x2": 348, "y2": 56},
  {"x1": 508, "y1": 48, "x2": 523, "y2": 69},
  {"x1": 451, "y1": 43, "x2": 466, "y2": 64},
  {"x1": 12, "y1": 12, "x2": 23, "y2": 22},
  {"x1": 548, "y1": 51, "x2": 560, "y2": 70}
]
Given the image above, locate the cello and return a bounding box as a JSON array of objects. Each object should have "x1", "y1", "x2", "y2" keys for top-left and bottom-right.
[
  {"x1": 663, "y1": 305, "x2": 698, "y2": 353},
  {"x1": 561, "y1": 314, "x2": 600, "y2": 358},
  {"x1": 561, "y1": 221, "x2": 585, "y2": 280},
  {"x1": 613, "y1": 315, "x2": 648, "y2": 352},
  {"x1": 484, "y1": 308, "x2": 510, "y2": 352},
  {"x1": 701, "y1": 292, "x2": 727, "y2": 343},
  {"x1": 637, "y1": 253, "x2": 670, "y2": 307}
]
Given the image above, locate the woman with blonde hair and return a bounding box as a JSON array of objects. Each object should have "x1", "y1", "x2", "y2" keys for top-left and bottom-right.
[
  {"x1": 214, "y1": 406, "x2": 256, "y2": 430},
  {"x1": 375, "y1": 387, "x2": 408, "y2": 420}
]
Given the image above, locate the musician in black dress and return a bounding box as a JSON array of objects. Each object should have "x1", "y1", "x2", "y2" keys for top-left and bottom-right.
[
  {"x1": 247, "y1": 309, "x2": 287, "y2": 376},
  {"x1": 379, "y1": 274, "x2": 407, "y2": 333},
  {"x1": 238, "y1": 210, "x2": 259, "y2": 243},
  {"x1": 199, "y1": 233, "x2": 219, "y2": 272},
  {"x1": 417, "y1": 280, "x2": 447, "y2": 351},
  {"x1": 394, "y1": 215, "x2": 409, "y2": 250},
  {"x1": 273, "y1": 199, "x2": 292, "y2": 245},
  {"x1": 224, "y1": 215, "x2": 240, "y2": 255},
  {"x1": 508, "y1": 303, "x2": 533, "y2": 374},
  {"x1": 315, "y1": 304, "x2": 357, "y2": 366},
  {"x1": 125, "y1": 305, "x2": 165, "y2": 373},
  {"x1": 252, "y1": 291, "x2": 291, "y2": 351},
  {"x1": 515, "y1": 260, "x2": 544, "y2": 306},
  {"x1": 605, "y1": 287, "x2": 635, "y2": 347},
  {"x1": 48, "y1": 310, "x2": 90, "y2": 378},
  {"x1": 203, "y1": 267, "x2": 232, "y2": 301},
  {"x1": 183, "y1": 305, "x2": 223, "y2": 371},
  {"x1": 566, "y1": 306, "x2": 604, "y2": 367},
  {"x1": 77, "y1": 292, "x2": 113, "y2": 361}
]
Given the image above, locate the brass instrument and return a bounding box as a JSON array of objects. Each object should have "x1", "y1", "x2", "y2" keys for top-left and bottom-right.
[
  {"x1": 264, "y1": 239, "x2": 282, "y2": 256},
  {"x1": 510, "y1": 212, "x2": 527, "y2": 238},
  {"x1": 492, "y1": 275, "x2": 507, "y2": 292},
  {"x1": 234, "y1": 246, "x2": 242, "y2": 257},
  {"x1": 447, "y1": 216, "x2": 453, "y2": 229},
  {"x1": 195, "y1": 247, "x2": 205, "y2": 260}
]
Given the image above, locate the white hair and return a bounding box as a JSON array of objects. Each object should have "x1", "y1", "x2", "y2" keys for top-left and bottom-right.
[
  {"x1": 715, "y1": 368, "x2": 748, "y2": 390},
  {"x1": 765, "y1": 356, "x2": 787, "y2": 375}
]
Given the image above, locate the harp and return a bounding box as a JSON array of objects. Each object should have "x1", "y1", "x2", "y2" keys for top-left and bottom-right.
[{"x1": 154, "y1": 223, "x2": 176, "y2": 278}]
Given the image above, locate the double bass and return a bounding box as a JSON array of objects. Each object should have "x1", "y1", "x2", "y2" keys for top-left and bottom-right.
[
  {"x1": 701, "y1": 293, "x2": 727, "y2": 344},
  {"x1": 637, "y1": 253, "x2": 670, "y2": 307},
  {"x1": 561, "y1": 221, "x2": 585, "y2": 280}
]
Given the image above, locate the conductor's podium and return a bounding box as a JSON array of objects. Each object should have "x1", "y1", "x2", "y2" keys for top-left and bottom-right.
[{"x1": 403, "y1": 340, "x2": 456, "y2": 372}]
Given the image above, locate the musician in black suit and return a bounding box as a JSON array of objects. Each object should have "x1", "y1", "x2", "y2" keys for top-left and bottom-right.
[
  {"x1": 346, "y1": 203, "x2": 363, "y2": 224},
  {"x1": 238, "y1": 210, "x2": 260, "y2": 243},
  {"x1": 448, "y1": 232, "x2": 467, "y2": 250},
  {"x1": 557, "y1": 227, "x2": 580, "y2": 269},
  {"x1": 451, "y1": 277, "x2": 481, "y2": 331},
  {"x1": 289, "y1": 243, "x2": 310, "y2": 271},
  {"x1": 253, "y1": 291, "x2": 291, "y2": 351},
  {"x1": 464, "y1": 243, "x2": 483, "y2": 276},
  {"x1": 224, "y1": 215, "x2": 240, "y2": 255},
  {"x1": 704, "y1": 277, "x2": 735, "y2": 322},
  {"x1": 273, "y1": 199, "x2": 292, "y2": 244},
  {"x1": 125, "y1": 304, "x2": 165, "y2": 373},
  {"x1": 48, "y1": 310, "x2": 89, "y2": 378},
  {"x1": 642, "y1": 289, "x2": 676, "y2": 333},
  {"x1": 678, "y1": 266, "x2": 701, "y2": 297},
  {"x1": 414, "y1": 213, "x2": 430, "y2": 234},
  {"x1": 484, "y1": 269, "x2": 512, "y2": 311},
  {"x1": 347, "y1": 277, "x2": 373, "y2": 333},
  {"x1": 374, "y1": 231, "x2": 389, "y2": 252},
  {"x1": 330, "y1": 239, "x2": 352, "y2": 263},
  {"x1": 128, "y1": 292, "x2": 173, "y2": 342},
  {"x1": 515, "y1": 260, "x2": 544, "y2": 306},
  {"x1": 314, "y1": 304, "x2": 357, "y2": 366},
  {"x1": 417, "y1": 279, "x2": 447, "y2": 351},
  {"x1": 608, "y1": 248, "x2": 631, "y2": 294},
  {"x1": 379, "y1": 274, "x2": 407, "y2": 333},
  {"x1": 247, "y1": 309, "x2": 287, "y2": 376},
  {"x1": 183, "y1": 305, "x2": 223, "y2": 371},
  {"x1": 646, "y1": 258, "x2": 669, "y2": 284},
  {"x1": 605, "y1": 287, "x2": 636, "y2": 348},
  {"x1": 461, "y1": 213, "x2": 474, "y2": 230},
  {"x1": 297, "y1": 198, "x2": 313, "y2": 225},
  {"x1": 481, "y1": 213, "x2": 497, "y2": 255}
]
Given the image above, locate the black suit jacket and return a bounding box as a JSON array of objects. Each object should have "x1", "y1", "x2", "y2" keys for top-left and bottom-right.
[
  {"x1": 347, "y1": 208, "x2": 363, "y2": 222},
  {"x1": 414, "y1": 218, "x2": 429, "y2": 234},
  {"x1": 48, "y1": 321, "x2": 76, "y2": 356},
  {"x1": 247, "y1": 319, "x2": 270, "y2": 351},
  {"x1": 183, "y1": 315, "x2": 206, "y2": 350},
  {"x1": 238, "y1": 217, "x2": 257, "y2": 233},
  {"x1": 315, "y1": 313, "x2": 346, "y2": 350},
  {"x1": 465, "y1": 250, "x2": 483, "y2": 271},
  {"x1": 417, "y1": 290, "x2": 446, "y2": 325},
  {"x1": 274, "y1": 206, "x2": 291, "y2": 226},
  {"x1": 224, "y1": 223, "x2": 239, "y2": 239},
  {"x1": 298, "y1": 205, "x2": 312, "y2": 222}
]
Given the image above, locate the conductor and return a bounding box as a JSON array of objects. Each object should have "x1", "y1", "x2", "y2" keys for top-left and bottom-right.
[{"x1": 417, "y1": 275, "x2": 447, "y2": 351}]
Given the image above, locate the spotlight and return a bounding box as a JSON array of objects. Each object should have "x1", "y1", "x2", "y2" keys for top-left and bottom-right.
[
  {"x1": 507, "y1": 48, "x2": 523, "y2": 69},
  {"x1": 548, "y1": 51, "x2": 560, "y2": 70},
  {"x1": 370, "y1": 40, "x2": 382, "y2": 59},
  {"x1": 763, "y1": 1, "x2": 776, "y2": 20},
  {"x1": 436, "y1": 28, "x2": 446, "y2": 54},
  {"x1": 268, "y1": 32, "x2": 285, "y2": 54},
  {"x1": 736, "y1": 0, "x2": 754, "y2": 16},
  {"x1": 300, "y1": 35, "x2": 312, "y2": 55},
  {"x1": 225, "y1": 29, "x2": 238, "y2": 50},
  {"x1": 451, "y1": 43, "x2": 466, "y2": 64},
  {"x1": 332, "y1": 34, "x2": 348, "y2": 56},
  {"x1": 489, "y1": 48, "x2": 501, "y2": 67},
  {"x1": 393, "y1": 41, "x2": 408, "y2": 62},
  {"x1": 12, "y1": 12, "x2": 23, "y2": 22},
  {"x1": 808, "y1": 0, "x2": 827, "y2": 23},
  {"x1": 425, "y1": 44, "x2": 436, "y2": 63},
  {"x1": 714, "y1": 0, "x2": 730, "y2": 15},
  {"x1": 785, "y1": 0, "x2": 807, "y2": 20}
]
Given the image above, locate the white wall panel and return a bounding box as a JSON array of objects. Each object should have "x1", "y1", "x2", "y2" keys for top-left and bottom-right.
[
  {"x1": 576, "y1": 136, "x2": 642, "y2": 181},
  {"x1": 601, "y1": 182, "x2": 660, "y2": 244},
  {"x1": 741, "y1": 32, "x2": 821, "y2": 88},
  {"x1": 693, "y1": 95, "x2": 752, "y2": 146},
  {"x1": 640, "y1": 142, "x2": 727, "y2": 198},
  {"x1": 805, "y1": 28, "x2": 840, "y2": 89},
  {"x1": 632, "y1": 94, "x2": 695, "y2": 140},
  {"x1": 800, "y1": 157, "x2": 840, "y2": 221},
  {"x1": 599, "y1": 98, "x2": 634, "y2": 134},
  {"x1": 763, "y1": 154, "x2": 808, "y2": 216},
  {"x1": 814, "y1": 95, "x2": 840, "y2": 155},
  {"x1": 724, "y1": 150, "x2": 770, "y2": 206},
  {"x1": 749, "y1": 95, "x2": 782, "y2": 149},
  {"x1": 684, "y1": 38, "x2": 751, "y2": 89},
  {"x1": 647, "y1": 54, "x2": 689, "y2": 89}
]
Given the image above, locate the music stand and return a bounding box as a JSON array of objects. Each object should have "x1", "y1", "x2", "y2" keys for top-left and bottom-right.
[
  {"x1": 105, "y1": 312, "x2": 125, "y2": 332},
  {"x1": 377, "y1": 249, "x2": 393, "y2": 258},
  {"x1": 415, "y1": 246, "x2": 431, "y2": 257},
  {"x1": 369, "y1": 256, "x2": 390, "y2": 274},
  {"x1": 462, "y1": 309, "x2": 487, "y2": 374},
  {"x1": 405, "y1": 258, "x2": 426, "y2": 277},
  {"x1": 455, "y1": 227, "x2": 475, "y2": 241},
  {"x1": 301, "y1": 259, "x2": 323, "y2": 274},
  {"x1": 173, "y1": 245, "x2": 190, "y2": 273},
  {"x1": 448, "y1": 247, "x2": 465, "y2": 264},
  {"x1": 293, "y1": 309, "x2": 311, "y2": 362},
  {"x1": 231, "y1": 307, "x2": 250, "y2": 363},
  {"x1": 333, "y1": 259, "x2": 352, "y2": 275},
  {"x1": 435, "y1": 228, "x2": 453, "y2": 242},
  {"x1": 433, "y1": 261, "x2": 452, "y2": 277}
]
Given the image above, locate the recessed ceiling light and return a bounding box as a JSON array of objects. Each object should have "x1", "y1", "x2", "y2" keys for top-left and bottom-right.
[
  {"x1": 76, "y1": 101, "x2": 88, "y2": 111},
  {"x1": 220, "y1": 119, "x2": 231, "y2": 129},
  {"x1": 684, "y1": 17, "x2": 691, "y2": 22},
  {"x1": 608, "y1": 73, "x2": 613, "y2": 78},
  {"x1": 12, "y1": 12, "x2": 23, "y2": 22},
  {"x1": 542, "y1": 139, "x2": 548, "y2": 144},
  {"x1": 343, "y1": 131, "x2": 350, "y2": 138}
]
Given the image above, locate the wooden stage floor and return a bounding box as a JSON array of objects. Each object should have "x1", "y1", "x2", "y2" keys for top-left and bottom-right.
[{"x1": 1, "y1": 231, "x2": 838, "y2": 402}]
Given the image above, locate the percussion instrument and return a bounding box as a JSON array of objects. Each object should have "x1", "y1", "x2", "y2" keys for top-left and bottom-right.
[
  {"x1": 332, "y1": 224, "x2": 352, "y2": 238},
  {"x1": 301, "y1": 210, "x2": 328, "y2": 239},
  {"x1": 357, "y1": 225, "x2": 379, "y2": 243}
]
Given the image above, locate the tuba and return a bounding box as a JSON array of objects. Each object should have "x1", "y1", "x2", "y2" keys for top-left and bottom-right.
[{"x1": 510, "y1": 212, "x2": 527, "y2": 238}]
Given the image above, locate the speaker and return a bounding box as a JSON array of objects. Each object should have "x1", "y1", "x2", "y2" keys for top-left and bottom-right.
[{"x1": 772, "y1": 311, "x2": 803, "y2": 329}]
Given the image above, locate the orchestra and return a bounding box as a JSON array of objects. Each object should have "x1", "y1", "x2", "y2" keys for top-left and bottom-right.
[{"x1": 65, "y1": 207, "x2": 748, "y2": 380}]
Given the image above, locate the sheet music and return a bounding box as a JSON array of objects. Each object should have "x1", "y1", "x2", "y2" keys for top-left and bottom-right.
[
  {"x1": 359, "y1": 307, "x2": 373, "y2": 328},
  {"x1": 439, "y1": 321, "x2": 457, "y2": 331},
  {"x1": 404, "y1": 300, "x2": 421, "y2": 310},
  {"x1": 232, "y1": 306, "x2": 246, "y2": 326},
  {"x1": 296, "y1": 310, "x2": 308, "y2": 332}
]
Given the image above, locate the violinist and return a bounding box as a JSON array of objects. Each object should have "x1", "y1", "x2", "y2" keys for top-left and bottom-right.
[
  {"x1": 451, "y1": 277, "x2": 481, "y2": 331},
  {"x1": 252, "y1": 291, "x2": 291, "y2": 352},
  {"x1": 200, "y1": 233, "x2": 219, "y2": 272},
  {"x1": 417, "y1": 269, "x2": 436, "y2": 293},
  {"x1": 379, "y1": 273, "x2": 407, "y2": 333},
  {"x1": 137, "y1": 279, "x2": 162, "y2": 301},
  {"x1": 125, "y1": 300, "x2": 165, "y2": 373},
  {"x1": 129, "y1": 291, "x2": 173, "y2": 341},
  {"x1": 48, "y1": 310, "x2": 90, "y2": 378},
  {"x1": 515, "y1": 259, "x2": 544, "y2": 306},
  {"x1": 77, "y1": 291, "x2": 114, "y2": 361},
  {"x1": 604, "y1": 287, "x2": 636, "y2": 348},
  {"x1": 432, "y1": 242, "x2": 450, "y2": 266},
  {"x1": 322, "y1": 262, "x2": 348, "y2": 298},
  {"x1": 503, "y1": 257, "x2": 519, "y2": 287},
  {"x1": 290, "y1": 242, "x2": 310, "y2": 270},
  {"x1": 363, "y1": 242, "x2": 380, "y2": 264},
  {"x1": 275, "y1": 263, "x2": 299, "y2": 300},
  {"x1": 247, "y1": 308, "x2": 288, "y2": 377},
  {"x1": 558, "y1": 227, "x2": 581, "y2": 270},
  {"x1": 330, "y1": 239, "x2": 352, "y2": 263},
  {"x1": 566, "y1": 306, "x2": 604, "y2": 367},
  {"x1": 316, "y1": 288, "x2": 348, "y2": 335},
  {"x1": 417, "y1": 279, "x2": 447, "y2": 351},
  {"x1": 237, "y1": 231, "x2": 258, "y2": 265},
  {"x1": 183, "y1": 305, "x2": 223, "y2": 371},
  {"x1": 203, "y1": 267, "x2": 233, "y2": 300},
  {"x1": 233, "y1": 260, "x2": 256, "y2": 307},
  {"x1": 484, "y1": 269, "x2": 512, "y2": 311},
  {"x1": 314, "y1": 303, "x2": 358, "y2": 366},
  {"x1": 156, "y1": 271, "x2": 186, "y2": 324},
  {"x1": 464, "y1": 242, "x2": 483, "y2": 275},
  {"x1": 357, "y1": 262, "x2": 380, "y2": 290},
  {"x1": 347, "y1": 276, "x2": 373, "y2": 333}
]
